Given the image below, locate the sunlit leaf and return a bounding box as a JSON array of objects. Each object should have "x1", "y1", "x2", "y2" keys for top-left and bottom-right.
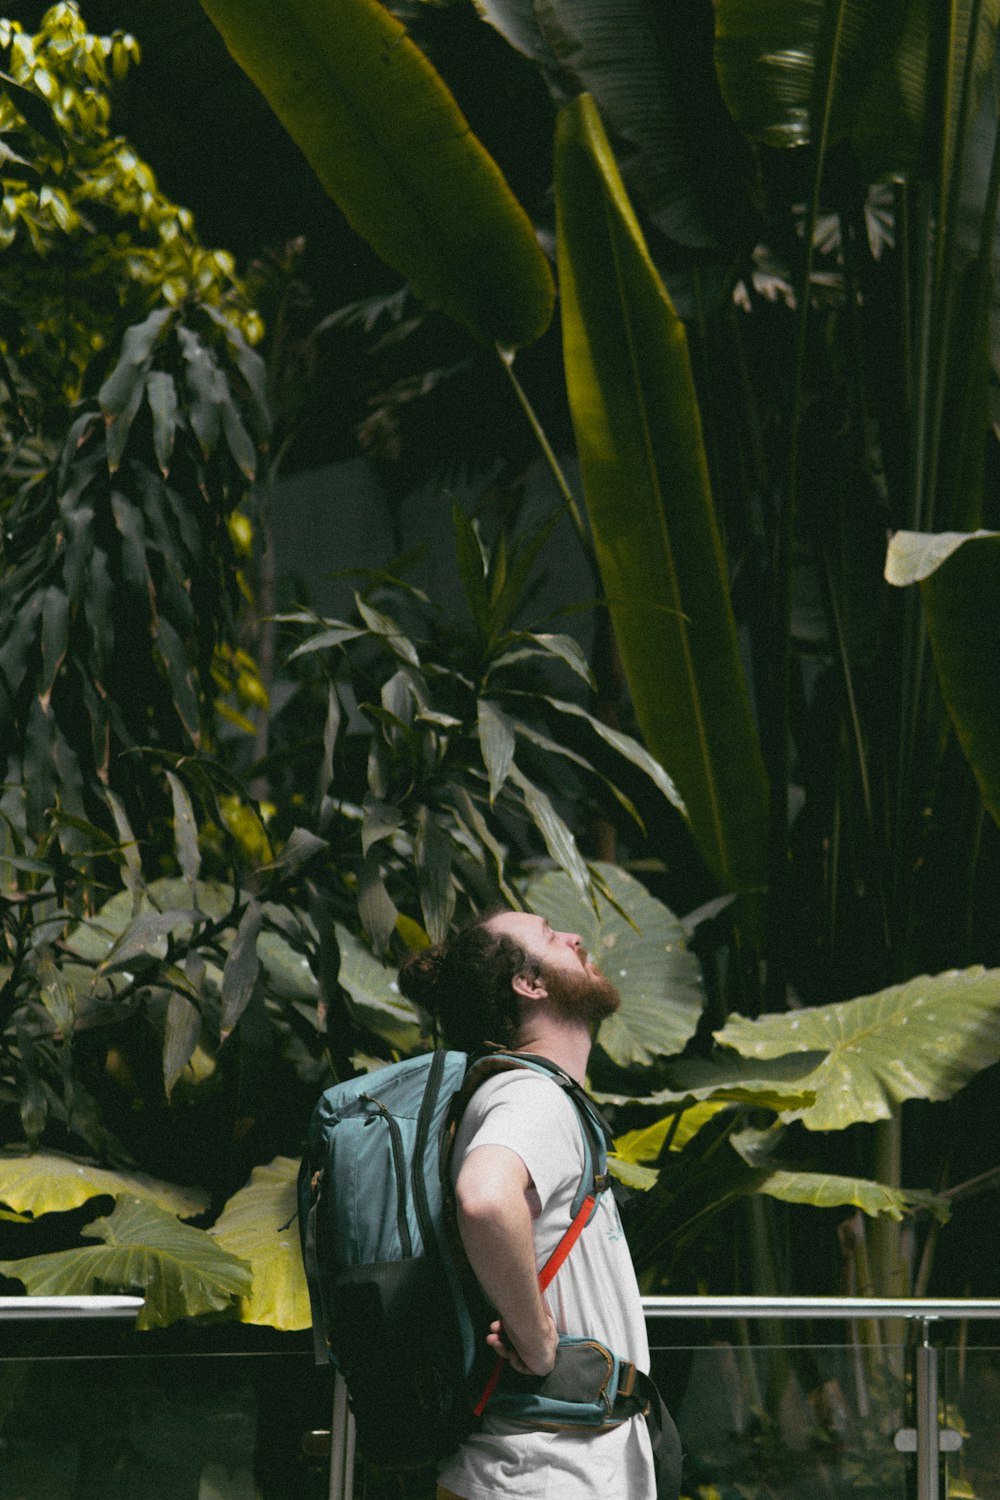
[
  {"x1": 555, "y1": 94, "x2": 768, "y2": 902},
  {"x1": 211, "y1": 1156, "x2": 310, "y2": 1330},
  {"x1": 0, "y1": 1196, "x2": 250, "y2": 1329},
  {"x1": 199, "y1": 0, "x2": 554, "y2": 346},
  {"x1": 716, "y1": 966, "x2": 1000, "y2": 1130},
  {"x1": 0, "y1": 1152, "x2": 208, "y2": 1219},
  {"x1": 755, "y1": 1169, "x2": 949, "y2": 1223}
]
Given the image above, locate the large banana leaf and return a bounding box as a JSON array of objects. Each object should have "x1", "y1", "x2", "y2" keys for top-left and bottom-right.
[
  {"x1": 717, "y1": 966, "x2": 1000, "y2": 1129},
  {"x1": 198, "y1": 0, "x2": 553, "y2": 347},
  {"x1": 555, "y1": 94, "x2": 769, "y2": 903},
  {"x1": 714, "y1": 0, "x2": 1000, "y2": 183},
  {"x1": 0, "y1": 1152, "x2": 208, "y2": 1219},
  {"x1": 0, "y1": 1196, "x2": 251, "y2": 1329},
  {"x1": 210, "y1": 1157, "x2": 309, "y2": 1330},
  {"x1": 524, "y1": 862, "x2": 704, "y2": 1065},
  {"x1": 475, "y1": 0, "x2": 757, "y2": 252},
  {"x1": 885, "y1": 529, "x2": 1000, "y2": 828}
]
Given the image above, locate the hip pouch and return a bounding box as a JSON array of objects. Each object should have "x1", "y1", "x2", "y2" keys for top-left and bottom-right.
[{"x1": 488, "y1": 1335, "x2": 650, "y2": 1431}]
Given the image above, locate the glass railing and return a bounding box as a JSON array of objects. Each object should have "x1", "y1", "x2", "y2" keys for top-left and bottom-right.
[{"x1": 3, "y1": 1297, "x2": 1000, "y2": 1499}]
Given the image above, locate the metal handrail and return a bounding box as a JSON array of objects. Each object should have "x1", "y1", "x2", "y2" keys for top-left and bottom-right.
[
  {"x1": 327, "y1": 1296, "x2": 1000, "y2": 1500},
  {"x1": 0, "y1": 1295, "x2": 143, "y2": 1320}
]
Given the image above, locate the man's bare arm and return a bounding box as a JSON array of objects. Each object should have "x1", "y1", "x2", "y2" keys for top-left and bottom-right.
[{"x1": 455, "y1": 1143, "x2": 558, "y2": 1376}]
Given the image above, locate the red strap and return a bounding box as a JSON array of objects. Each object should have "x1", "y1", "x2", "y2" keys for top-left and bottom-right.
[{"x1": 472, "y1": 1193, "x2": 597, "y2": 1417}]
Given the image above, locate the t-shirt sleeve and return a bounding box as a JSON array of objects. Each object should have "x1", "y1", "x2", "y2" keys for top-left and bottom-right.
[{"x1": 457, "y1": 1072, "x2": 584, "y2": 1211}]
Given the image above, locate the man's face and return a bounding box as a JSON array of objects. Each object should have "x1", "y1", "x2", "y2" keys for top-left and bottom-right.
[{"x1": 484, "y1": 911, "x2": 621, "y2": 1028}]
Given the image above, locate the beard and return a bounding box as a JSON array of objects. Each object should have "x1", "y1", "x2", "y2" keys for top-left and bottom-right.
[{"x1": 542, "y1": 959, "x2": 621, "y2": 1029}]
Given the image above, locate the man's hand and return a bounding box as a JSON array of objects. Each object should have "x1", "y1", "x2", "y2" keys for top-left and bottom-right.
[{"x1": 486, "y1": 1308, "x2": 557, "y2": 1377}]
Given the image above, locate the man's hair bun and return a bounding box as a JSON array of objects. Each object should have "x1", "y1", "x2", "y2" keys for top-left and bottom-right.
[{"x1": 397, "y1": 944, "x2": 446, "y2": 1005}]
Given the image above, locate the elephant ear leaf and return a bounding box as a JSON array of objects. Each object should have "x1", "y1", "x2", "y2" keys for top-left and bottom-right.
[
  {"x1": 211, "y1": 1156, "x2": 309, "y2": 1331},
  {"x1": 525, "y1": 861, "x2": 704, "y2": 1066},
  {"x1": 0, "y1": 1196, "x2": 251, "y2": 1329},
  {"x1": 885, "y1": 529, "x2": 1000, "y2": 829},
  {"x1": 198, "y1": 0, "x2": 553, "y2": 348},
  {"x1": 716, "y1": 966, "x2": 1000, "y2": 1130},
  {"x1": 0, "y1": 1151, "x2": 208, "y2": 1219}
]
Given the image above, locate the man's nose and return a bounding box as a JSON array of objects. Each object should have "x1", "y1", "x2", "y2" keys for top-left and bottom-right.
[{"x1": 558, "y1": 930, "x2": 584, "y2": 953}]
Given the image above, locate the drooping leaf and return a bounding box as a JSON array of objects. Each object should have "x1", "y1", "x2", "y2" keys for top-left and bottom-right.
[
  {"x1": 220, "y1": 899, "x2": 262, "y2": 1035},
  {"x1": 210, "y1": 1156, "x2": 310, "y2": 1330},
  {"x1": 755, "y1": 1169, "x2": 949, "y2": 1223},
  {"x1": 414, "y1": 804, "x2": 454, "y2": 945},
  {"x1": 162, "y1": 993, "x2": 202, "y2": 1099},
  {"x1": 525, "y1": 862, "x2": 704, "y2": 1066},
  {"x1": 0, "y1": 1196, "x2": 251, "y2": 1329},
  {"x1": 38, "y1": 586, "x2": 69, "y2": 706},
  {"x1": 0, "y1": 1152, "x2": 208, "y2": 1219},
  {"x1": 478, "y1": 698, "x2": 516, "y2": 804},
  {"x1": 885, "y1": 529, "x2": 1000, "y2": 826},
  {"x1": 198, "y1": 0, "x2": 554, "y2": 347},
  {"x1": 508, "y1": 762, "x2": 591, "y2": 905},
  {"x1": 716, "y1": 966, "x2": 1000, "y2": 1130},
  {"x1": 166, "y1": 770, "x2": 201, "y2": 893},
  {"x1": 555, "y1": 94, "x2": 768, "y2": 902},
  {"x1": 99, "y1": 908, "x2": 201, "y2": 974},
  {"x1": 262, "y1": 826, "x2": 328, "y2": 872},
  {"x1": 146, "y1": 368, "x2": 179, "y2": 476},
  {"x1": 99, "y1": 307, "x2": 173, "y2": 418},
  {"x1": 358, "y1": 853, "x2": 400, "y2": 956}
]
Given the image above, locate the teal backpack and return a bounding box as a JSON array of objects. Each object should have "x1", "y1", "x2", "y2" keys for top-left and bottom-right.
[{"x1": 297, "y1": 1048, "x2": 652, "y2": 1470}]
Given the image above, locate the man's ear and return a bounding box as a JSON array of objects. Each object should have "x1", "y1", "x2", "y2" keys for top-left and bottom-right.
[{"x1": 512, "y1": 969, "x2": 548, "y2": 1002}]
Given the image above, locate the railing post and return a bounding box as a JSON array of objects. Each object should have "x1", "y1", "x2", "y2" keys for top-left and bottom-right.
[
  {"x1": 915, "y1": 1317, "x2": 940, "y2": 1500},
  {"x1": 328, "y1": 1371, "x2": 355, "y2": 1500}
]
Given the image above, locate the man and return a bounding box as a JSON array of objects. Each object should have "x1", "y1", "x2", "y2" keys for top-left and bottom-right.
[{"x1": 398, "y1": 909, "x2": 681, "y2": 1500}]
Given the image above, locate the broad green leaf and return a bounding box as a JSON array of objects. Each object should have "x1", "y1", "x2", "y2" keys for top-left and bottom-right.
[
  {"x1": 525, "y1": 862, "x2": 704, "y2": 1065},
  {"x1": 220, "y1": 899, "x2": 262, "y2": 1035},
  {"x1": 478, "y1": 698, "x2": 516, "y2": 803},
  {"x1": 335, "y1": 922, "x2": 424, "y2": 1052},
  {"x1": 716, "y1": 966, "x2": 1000, "y2": 1130},
  {"x1": 211, "y1": 1156, "x2": 310, "y2": 1330},
  {"x1": 756, "y1": 1169, "x2": 949, "y2": 1223},
  {"x1": 714, "y1": 0, "x2": 1000, "y2": 183},
  {"x1": 885, "y1": 530, "x2": 1000, "y2": 826},
  {"x1": 414, "y1": 804, "x2": 454, "y2": 945},
  {"x1": 198, "y1": 0, "x2": 554, "y2": 347},
  {"x1": 0, "y1": 1153, "x2": 208, "y2": 1219},
  {"x1": 0, "y1": 1196, "x2": 251, "y2": 1330},
  {"x1": 555, "y1": 95, "x2": 768, "y2": 901}
]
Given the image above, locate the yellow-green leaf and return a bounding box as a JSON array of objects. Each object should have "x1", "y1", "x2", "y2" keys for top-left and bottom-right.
[
  {"x1": 0, "y1": 1151, "x2": 208, "y2": 1219},
  {"x1": 198, "y1": 0, "x2": 553, "y2": 347},
  {"x1": 555, "y1": 93, "x2": 768, "y2": 906},
  {"x1": 211, "y1": 1157, "x2": 309, "y2": 1330}
]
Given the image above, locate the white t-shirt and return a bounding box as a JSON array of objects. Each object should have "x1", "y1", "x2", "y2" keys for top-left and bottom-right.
[{"x1": 437, "y1": 1070, "x2": 657, "y2": 1500}]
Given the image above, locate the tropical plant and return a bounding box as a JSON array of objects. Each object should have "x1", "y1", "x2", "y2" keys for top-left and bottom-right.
[
  {"x1": 193, "y1": 0, "x2": 1000, "y2": 1307},
  {"x1": 0, "y1": 4, "x2": 269, "y2": 857}
]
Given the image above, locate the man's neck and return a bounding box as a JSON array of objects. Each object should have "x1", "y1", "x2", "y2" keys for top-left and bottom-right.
[{"x1": 513, "y1": 1018, "x2": 592, "y2": 1086}]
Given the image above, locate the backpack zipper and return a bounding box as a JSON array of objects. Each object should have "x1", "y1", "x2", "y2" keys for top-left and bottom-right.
[{"x1": 360, "y1": 1094, "x2": 412, "y2": 1258}]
